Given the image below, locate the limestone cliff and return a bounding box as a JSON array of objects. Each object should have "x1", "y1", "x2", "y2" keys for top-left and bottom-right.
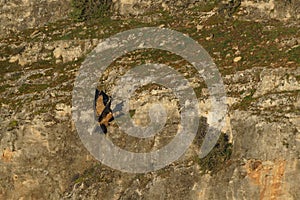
[{"x1": 0, "y1": 1, "x2": 299, "y2": 199}]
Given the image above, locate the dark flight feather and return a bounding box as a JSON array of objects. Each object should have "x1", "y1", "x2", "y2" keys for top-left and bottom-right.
[{"x1": 94, "y1": 89, "x2": 114, "y2": 134}]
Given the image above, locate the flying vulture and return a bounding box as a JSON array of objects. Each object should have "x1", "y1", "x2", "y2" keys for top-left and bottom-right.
[{"x1": 94, "y1": 89, "x2": 114, "y2": 134}]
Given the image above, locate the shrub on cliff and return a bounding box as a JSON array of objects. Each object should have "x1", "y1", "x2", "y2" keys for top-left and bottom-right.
[{"x1": 70, "y1": 0, "x2": 112, "y2": 21}]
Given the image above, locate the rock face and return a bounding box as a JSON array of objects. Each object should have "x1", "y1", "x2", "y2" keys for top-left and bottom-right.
[
  {"x1": 111, "y1": 0, "x2": 200, "y2": 15},
  {"x1": 0, "y1": 1, "x2": 300, "y2": 200},
  {"x1": 241, "y1": 0, "x2": 300, "y2": 20},
  {"x1": 202, "y1": 111, "x2": 300, "y2": 200},
  {"x1": 112, "y1": 0, "x2": 300, "y2": 21},
  {"x1": 0, "y1": 0, "x2": 71, "y2": 37},
  {"x1": 1, "y1": 0, "x2": 299, "y2": 38}
]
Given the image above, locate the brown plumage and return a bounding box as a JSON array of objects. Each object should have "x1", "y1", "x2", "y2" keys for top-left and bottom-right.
[
  {"x1": 95, "y1": 95, "x2": 105, "y2": 116},
  {"x1": 94, "y1": 89, "x2": 114, "y2": 134}
]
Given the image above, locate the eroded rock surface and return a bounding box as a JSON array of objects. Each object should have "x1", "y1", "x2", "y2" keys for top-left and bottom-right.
[
  {"x1": 0, "y1": 0, "x2": 71, "y2": 37},
  {"x1": 0, "y1": 1, "x2": 299, "y2": 200}
]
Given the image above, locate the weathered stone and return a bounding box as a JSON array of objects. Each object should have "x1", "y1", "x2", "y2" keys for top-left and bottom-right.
[
  {"x1": 254, "y1": 67, "x2": 300, "y2": 98},
  {"x1": 233, "y1": 56, "x2": 242, "y2": 63},
  {"x1": 0, "y1": 0, "x2": 71, "y2": 38},
  {"x1": 241, "y1": 0, "x2": 300, "y2": 21},
  {"x1": 0, "y1": 1, "x2": 300, "y2": 199}
]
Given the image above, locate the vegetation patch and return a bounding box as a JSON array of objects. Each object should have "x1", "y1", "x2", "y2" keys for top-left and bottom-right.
[
  {"x1": 189, "y1": 0, "x2": 220, "y2": 12},
  {"x1": 0, "y1": 61, "x2": 20, "y2": 74},
  {"x1": 9, "y1": 120, "x2": 18, "y2": 127},
  {"x1": 236, "y1": 89, "x2": 256, "y2": 110},
  {"x1": 197, "y1": 133, "x2": 233, "y2": 174},
  {"x1": 129, "y1": 110, "x2": 136, "y2": 118},
  {"x1": 287, "y1": 46, "x2": 300, "y2": 63},
  {"x1": 193, "y1": 117, "x2": 232, "y2": 174},
  {"x1": 18, "y1": 83, "x2": 49, "y2": 94},
  {"x1": 70, "y1": 0, "x2": 112, "y2": 21},
  {"x1": 0, "y1": 84, "x2": 11, "y2": 93},
  {"x1": 28, "y1": 73, "x2": 44, "y2": 80},
  {"x1": 8, "y1": 120, "x2": 18, "y2": 130}
]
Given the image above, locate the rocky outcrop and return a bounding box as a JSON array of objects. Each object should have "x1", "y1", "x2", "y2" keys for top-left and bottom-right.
[
  {"x1": 1, "y1": 0, "x2": 299, "y2": 38},
  {"x1": 111, "y1": 0, "x2": 201, "y2": 15},
  {"x1": 241, "y1": 0, "x2": 300, "y2": 21},
  {"x1": 201, "y1": 110, "x2": 300, "y2": 199},
  {"x1": 0, "y1": 1, "x2": 299, "y2": 199},
  {"x1": 112, "y1": 0, "x2": 300, "y2": 21},
  {"x1": 0, "y1": 0, "x2": 70, "y2": 37}
]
